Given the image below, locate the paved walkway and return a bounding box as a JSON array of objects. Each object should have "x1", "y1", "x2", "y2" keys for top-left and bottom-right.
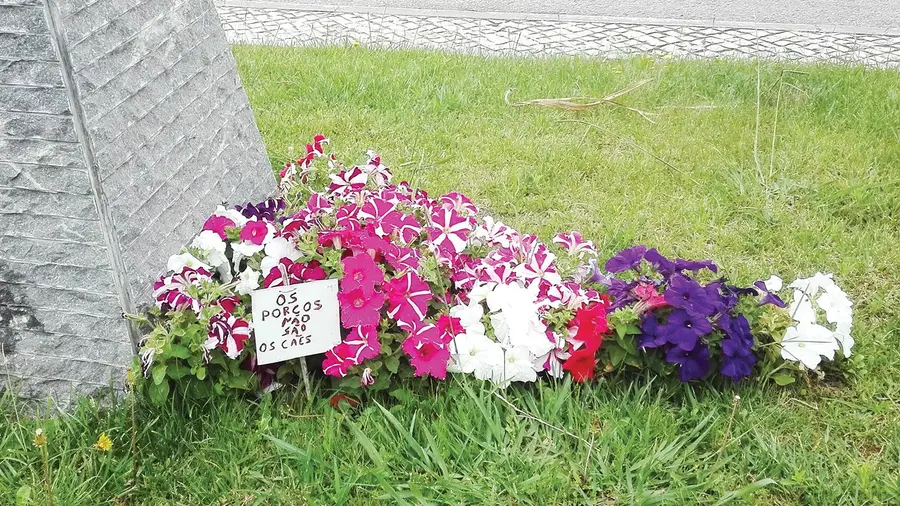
[{"x1": 216, "y1": 1, "x2": 900, "y2": 68}]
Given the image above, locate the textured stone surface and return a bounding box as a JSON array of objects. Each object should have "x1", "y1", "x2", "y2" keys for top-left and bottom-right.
[
  {"x1": 216, "y1": 3, "x2": 900, "y2": 68},
  {"x1": 1, "y1": 0, "x2": 273, "y2": 405}
]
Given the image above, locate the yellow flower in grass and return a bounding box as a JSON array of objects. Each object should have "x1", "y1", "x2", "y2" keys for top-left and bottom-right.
[
  {"x1": 93, "y1": 433, "x2": 112, "y2": 452},
  {"x1": 32, "y1": 428, "x2": 47, "y2": 448}
]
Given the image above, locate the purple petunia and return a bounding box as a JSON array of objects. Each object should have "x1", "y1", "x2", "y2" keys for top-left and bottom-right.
[
  {"x1": 718, "y1": 314, "x2": 757, "y2": 380},
  {"x1": 639, "y1": 315, "x2": 667, "y2": 348},
  {"x1": 665, "y1": 274, "x2": 718, "y2": 316},
  {"x1": 753, "y1": 280, "x2": 786, "y2": 308},
  {"x1": 673, "y1": 258, "x2": 718, "y2": 274},
  {"x1": 666, "y1": 345, "x2": 710, "y2": 382},
  {"x1": 237, "y1": 198, "x2": 286, "y2": 221},
  {"x1": 605, "y1": 245, "x2": 647, "y2": 273},
  {"x1": 661, "y1": 308, "x2": 712, "y2": 351}
]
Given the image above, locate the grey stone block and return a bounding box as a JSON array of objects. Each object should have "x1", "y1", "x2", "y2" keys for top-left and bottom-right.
[{"x1": 1, "y1": 0, "x2": 273, "y2": 406}]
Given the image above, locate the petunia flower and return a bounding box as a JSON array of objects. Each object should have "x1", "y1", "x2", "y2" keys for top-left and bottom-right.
[
  {"x1": 562, "y1": 348, "x2": 596, "y2": 382},
  {"x1": 384, "y1": 272, "x2": 433, "y2": 328},
  {"x1": 235, "y1": 267, "x2": 260, "y2": 295},
  {"x1": 322, "y1": 343, "x2": 357, "y2": 377},
  {"x1": 342, "y1": 325, "x2": 381, "y2": 362},
  {"x1": 402, "y1": 325, "x2": 451, "y2": 379},
  {"x1": 337, "y1": 287, "x2": 385, "y2": 329},
  {"x1": 426, "y1": 207, "x2": 473, "y2": 257},
  {"x1": 202, "y1": 214, "x2": 236, "y2": 240},
  {"x1": 239, "y1": 219, "x2": 274, "y2": 246},
  {"x1": 552, "y1": 232, "x2": 597, "y2": 258},
  {"x1": 605, "y1": 245, "x2": 647, "y2": 273},
  {"x1": 153, "y1": 267, "x2": 211, "y2": 313},
  {"x1": 260, "y1": 236, "x2": 302, "y2": 274},
  {"x1": 205, "y1": 312, "x2": 251, "y2": 359},
  {"x1": 665, "y1": 345, "x2": 710, "y2": 382},
  {"x1": 167, "y1": 252, "x2": 210, "y2": 273},
  {"x1": 780, "y1": 322, "x2": 839, "y2": 369},
  {"x1": 660, "y1": 309, "x2": 712, "y2": 351},
  {"x1": 237, "y1": 199, "x2": 285, "y2": 222},
  {"x1": 664, "y1": 274, "x2": 718, "y2": 317},
  {"x1": 341, "y1": 253, "x2": 384, "y2": 296}
]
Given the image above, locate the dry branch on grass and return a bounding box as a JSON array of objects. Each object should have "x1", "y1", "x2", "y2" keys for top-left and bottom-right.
[{"x1": 504, "y1": 79, "x2": 657, "y2": 122}]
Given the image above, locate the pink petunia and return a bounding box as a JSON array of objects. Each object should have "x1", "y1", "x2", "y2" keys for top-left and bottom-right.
[
  {"x1": 401, "y1": 325, "x2": 451, "y2": 379},
  {"x1": 384, "y1": 272, "x2": 433, "y2": 327},
  {"x1": 206, "y1": 313, "x2": 251, "y2": 359},
  {"x1": 383, "y1": 244, "x2": 421, "y2": 272},
  {"x1": 202, "y1": 215, "x2": 235, "y2": 240},
  {"x1": 329, "y1": 166, "x2": 368, "y2": 197},
  {"x1": 337, "y1": 287, "x2": 385, "y2": 329},
  {"x1": 335, "y1": 204, "x2": 362, "y2": 232},
  {"x1": 552, "y1": 232, "x2": 597, "y2": 258},
  {"x1": 343, "y1": 325, "x2": 381, "y2": 362},
  {"x1": 439, "y1": 192, "x2": 478, "y2": 217},
  {"x1": 382, "y1": 212, "x2": 422, "y2": 244},
  {"x1": 426, "y1": 207, "x2": 473, "y2": 258},
  {"x1": 263, "y1": 259, "x2": 327, "y2": 288},
  {"x1": 436, "y1": 314, "x2": 462, "y2": 344},
  {"x1": 322, "y1": 343, "x2": 357, "y2": 377},
  {"x1": 341, "y1": 253, "x2": 384, "y2": 296},
  {"x1": 239, "y1": 219, "x2": 272, "y2": 246},
  {"x1": 152, "y1": 267, "x2": 211, "y2": 313},
  {"x1": 634, "y1": 283, "x2": 668, "y2": 311}
]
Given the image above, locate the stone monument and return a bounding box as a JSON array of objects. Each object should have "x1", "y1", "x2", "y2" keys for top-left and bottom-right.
[{"x1": 0, "y1": 0, "x2": 273, "y2": 403}]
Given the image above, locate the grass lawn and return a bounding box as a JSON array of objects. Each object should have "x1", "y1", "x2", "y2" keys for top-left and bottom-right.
[{"x1": 3, "y1": 46, "x2": 900, "y2": 504}]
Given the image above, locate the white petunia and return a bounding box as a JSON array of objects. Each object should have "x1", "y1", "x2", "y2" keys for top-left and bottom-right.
[
  {"x1": 781, "y1": 322, "x2": 840, "y2": 369},
  {"x1": 788, "y1": 289, "x2": 817, "y2": 324},
  {"x1": 167, "y1": 252, "x2": 210, "y2": 273},
  {"x1": 191, "y1": 230, "x2": 228, "y2": 268},
  {"x1": 448, "y1": 332, "x2": 495, "y2": 374},
  {"x1": 763, "y1": 275, "x2": 783, "y2": 292},
  {"x1": 260, "y1": 237, "x2": 301, "y2": 274},
  {"x1": 235, "y1": 267, "x2": 260, "y2": 295},
  {"x1": 449, "y1": 302, "x2": 486, "y2": 336}
]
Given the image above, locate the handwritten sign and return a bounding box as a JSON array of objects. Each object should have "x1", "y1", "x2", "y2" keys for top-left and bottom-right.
[{"x1": 250, "y1": 279, "x2": 341, "y2": 365}]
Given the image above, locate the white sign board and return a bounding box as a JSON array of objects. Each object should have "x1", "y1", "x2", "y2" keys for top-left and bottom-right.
[{"x1": 251, "y1": 279, "x2": 342, "y2": 365}]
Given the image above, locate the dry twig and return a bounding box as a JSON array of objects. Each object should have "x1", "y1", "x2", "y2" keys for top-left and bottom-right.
[{"x1": 505, "y1": 79, "x2": 657, "y2": 122}]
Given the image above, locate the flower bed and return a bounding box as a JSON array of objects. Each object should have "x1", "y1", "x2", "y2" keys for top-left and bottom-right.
[{"x1": 132, "y1": 137, "x2": 854, "y2": 403}]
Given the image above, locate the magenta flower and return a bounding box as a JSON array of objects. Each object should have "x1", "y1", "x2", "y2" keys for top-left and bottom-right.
[
  {"x1": 427, "y1": 207, "x2": 473, "y2": 257},
  {"x1": 206, "y1": 313, "x2": 251, "y2": 359},
  {"x1": 552, "y1": 231, "x2": 597, "y2": 258},
  {"x1": 634, "y1": 283, "x2": 668, "y2": 311},
  {"x1": 335, "y1": 204, "x2": 362, "y2": 231},
  {"x1": 152, "y1": 267, "x2": 211, "y2": 313},
  {"x1": 341, "y1": 253, "x2": 384, "y2": 296},
  {"x1": 344, "y1": 325, "x2": 381, "y2": 362},
  {"x1": 362, "y1": 152, "x2": 393, "y2": 187},
  {"x1": 322, "y1": 343, "x2": 357, "y2": 377},
  {"x1": 358, "y1": 197, "x2": 395, "y2": 224},
  {"x1": 515, "y1": 242, "x2": 562, "y2": 286},
  {"x1": 202, "y1": 215, "x2": 236, "y2": 240},
  {"x1": 383, "y1": 244, "x2": 421, "y2": 272},
  {"x1": 439, "y1": 192, "x2": 478, "y2": 217},
  {"x1": 338, "y1": 287, "x2": 385, "y2": 329},
  {"x1": 239, "y1": 219, "x2": 272, "y2": 246},
  {"x1": 401, "y1": 324, "x2": 451, "y2": 379},
  {"x1": 384, "y1": 272, "x2": 433, "y2": 327},
  {"x1": 263, "y1": 259, "x2": 327, "y2": 288},
  {"x1": 329, "y1": 166, "x2": 368, "y2": 197},
  {"x1": 306, "y1": 192, "x2": 333, "y2": 216}
]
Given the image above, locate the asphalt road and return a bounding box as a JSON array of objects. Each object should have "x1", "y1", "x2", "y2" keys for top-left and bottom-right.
[{"x1": 272, "y1": 0, "x2": 900, "y2": 32}]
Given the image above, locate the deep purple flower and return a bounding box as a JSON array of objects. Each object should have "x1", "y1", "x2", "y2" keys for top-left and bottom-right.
[
  {"x1": 673, "y1": 258, "x2": 718, "y2": 274},
  {"x1": 605, "y1": 245, "x2": 647, "y2": 273},
  {"x1": 586, "y1": 259, "x2": 612, "y2": 285},
  {"x1": 237, "y1": 198, "x2": 286, "y2": 221},
  {"x1": 753, "y1": 281, "x2": 786, "y2": 308},
  {"x1": 661, "y1": 309, "x2": 712, "y2": 351},
  {"x1": 639, "y1": 315, "x2": 667, "y2": 348},
  {"x1": 644, "y1": 248, "x2": 673, "y2": 276},
  {"x1": 608, "y1": 278, "x2": 639, "y2": 310},
  {"x1": 718, "y1": 314, "x2": 757, "y2": 381},
  {"x1": 665, "y1": 274, "x2": 718, "y2": 316},
  {"x1": 666, "y1": 345, "x2": 710, "y2": 382}
]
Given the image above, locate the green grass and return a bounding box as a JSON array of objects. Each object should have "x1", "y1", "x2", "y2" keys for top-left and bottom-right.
[{"x1": 3, "y1": 46, "x2": 900, "y2": 504}]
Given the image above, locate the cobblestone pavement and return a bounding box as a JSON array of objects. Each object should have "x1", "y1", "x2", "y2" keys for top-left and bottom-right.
[{"x1": 216, "y1": 2, "x2": 900, "y2": 68}]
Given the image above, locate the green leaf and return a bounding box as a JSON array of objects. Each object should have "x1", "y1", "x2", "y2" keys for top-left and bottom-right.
[
  {"x1": 384, "y1": 355, "x2": 400, "y2": 374},
  {"x1": 194, "y1": 366, "x2": 207, "y2": 381},
  {"x1": 151, "y1": 364, "x2": 167, "y2": 385},
  {"x1": 166, "y1": 363, "x2": 190, "y2": 380},
  {"x1": 15, "y1": 485, "x2": 33, "y2": 506},
  {"x1": 773, "y1": 373, "x2": 796, "y2": 386},
  {"x1": 608, "y1": 345, "x2": 627, "y2": 367},
  {"x1": 148, "y1": 379, "x2": 170, "y2": 405},
  {"x1": 168, "y1": 344, "x2": 192, "y2": 359}
]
